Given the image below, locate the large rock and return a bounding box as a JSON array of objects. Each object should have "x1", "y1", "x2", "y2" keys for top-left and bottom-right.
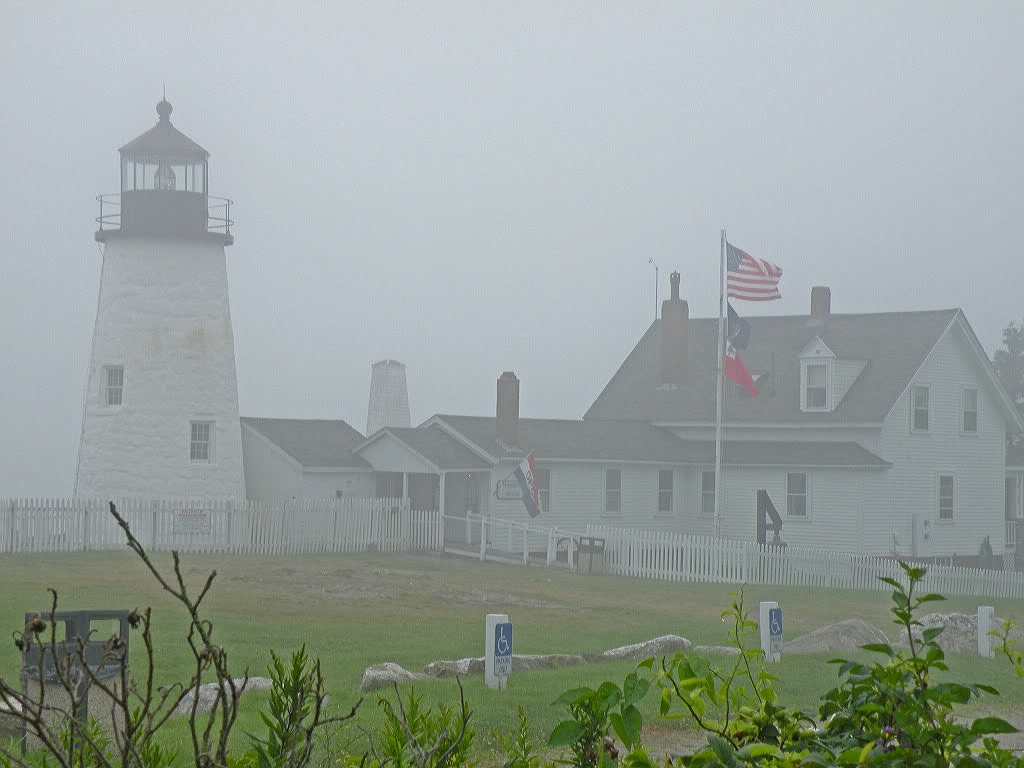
[
  {"x1": 602, "y1": 635, "x2": 692, "y2": 661},
  {"x1": 174, "y1": 676, "x2": 273, "y2": 715},
  {"x1": 422, "y1": 654, "x2": 584, "y2": 678},
  {"x1": 895, "y1": 613, "x2": 1024, "y2": 654},
  {"x1": 360, "y1": 663, "x2": 427, "y2": 693},
  {"x1": 423, "y1": 658, "x2": 484, "y2": 678},
  {"x1": 512, "y1": 654, "x2": 586, "y2": 671},
  {"x1": 784, "y1": 618, "x2": 888, "y2": 655},
  {"x1": 693, "y1": 645, "x2": 741, "y2": 656}
]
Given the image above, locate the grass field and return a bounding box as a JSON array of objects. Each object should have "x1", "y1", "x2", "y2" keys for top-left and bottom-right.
[{"x1": 2, "y1": 549, "x2": 1023, "y2": 761}]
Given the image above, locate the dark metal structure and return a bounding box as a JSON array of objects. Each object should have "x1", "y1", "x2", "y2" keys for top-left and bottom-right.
[
  {"x1": 756, "y1": 490, "x2": 784, "y2": 546},
  {"x1": 20, "y1": 610, "x2": 131, "y2": 726}
]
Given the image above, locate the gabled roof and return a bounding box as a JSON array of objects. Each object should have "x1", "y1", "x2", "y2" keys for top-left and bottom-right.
[
  {"x1": 585, "y1": 309, "x2": 961, "y2": 424},
  {"x1": 241, "y1": 417, "x2": 369, "y2": 469},
  {"x1": 356, "y1": 426, "x2": 491, "y2": 471}
]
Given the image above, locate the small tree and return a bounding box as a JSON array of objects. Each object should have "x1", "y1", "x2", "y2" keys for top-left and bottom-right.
[{"x1": 994, "y1": 319, "x2": 1024, "y2": 412}]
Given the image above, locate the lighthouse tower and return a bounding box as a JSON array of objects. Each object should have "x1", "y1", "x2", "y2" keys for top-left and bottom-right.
[{"x1": 74, "y1": 99, "x2": 244, "y2": 500}]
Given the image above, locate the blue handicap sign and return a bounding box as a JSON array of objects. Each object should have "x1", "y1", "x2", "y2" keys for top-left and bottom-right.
[
  {"x1": 494, "y1": 622, "x2": 513, "y2": 676},
  {"x1": 768, "y1": 608, "x2": 783, "y2": 654}
]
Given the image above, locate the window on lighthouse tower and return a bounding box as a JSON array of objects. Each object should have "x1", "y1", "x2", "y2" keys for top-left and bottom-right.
[
  {"x1": 190, "y1": 421, "x2": 213, "y2": 462},
  {"x1": 103, "y1": 366, "x2": 124, "y2": 406}
]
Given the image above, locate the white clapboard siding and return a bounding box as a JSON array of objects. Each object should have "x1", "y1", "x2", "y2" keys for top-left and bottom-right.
[
  {"x1": 588, "y1": 523, "x2": 1024, "y2": 599},
  {"x1": 0, "y1": 498, "x2": 435, "y2": 557}
]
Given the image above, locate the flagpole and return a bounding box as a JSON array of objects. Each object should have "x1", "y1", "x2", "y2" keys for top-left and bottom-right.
[{"x1": 714, "y1": 229, "x2": 726, "y2": 538}]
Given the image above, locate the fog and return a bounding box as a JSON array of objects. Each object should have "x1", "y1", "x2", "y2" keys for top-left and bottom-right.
[{"x1": 1, "y1": 2, "x2": 1021, "y2": 496}]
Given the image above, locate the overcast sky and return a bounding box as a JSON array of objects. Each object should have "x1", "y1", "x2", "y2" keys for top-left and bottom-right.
[{"x1": 1, "y1": 2, "x2": 1022, "y2": 496}]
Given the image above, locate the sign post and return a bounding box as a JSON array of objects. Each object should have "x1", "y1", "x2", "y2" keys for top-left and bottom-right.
[
  {"x1": 485, "y1": 613, "x2": 512, "y2": 689},
  {"x1": 978, "y1": 605, "x2": 995, "y2": 658},
  {"x1": 759, "y1": 601, "x2": 782, "y2": 663}
]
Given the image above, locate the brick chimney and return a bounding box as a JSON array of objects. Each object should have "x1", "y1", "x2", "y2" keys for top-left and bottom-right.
[
  {"x1": 810, "y1": 286, "x2": 831, "y2": 324},
  {"x1": 660, "y1": 271, "x2": 689, "y2": 385},
  {"x1": 496, "y1": 371, "x2": 520, "y2": 447}
]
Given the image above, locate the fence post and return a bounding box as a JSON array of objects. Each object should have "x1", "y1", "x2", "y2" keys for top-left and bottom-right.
[
  {"x1": 151, "y1": 503, "x2": 159, "y2": 551},
  {"x1": 436, "y1": 508, "x2": 444, "y2": 552},
  {"x1": 479, "y1": 518, "x2": 487, "y2": 561},
  {"x1": 82, "y1": 502, "x2": 89, "y2": 552},
  {"x1": 523, "y1": 527, "x2": 528, "y2": 564},
  {"x1": 8, "y1": 500, "x2": 15, "y2": 553}
]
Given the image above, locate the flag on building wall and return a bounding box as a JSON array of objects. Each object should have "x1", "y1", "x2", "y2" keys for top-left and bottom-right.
[
  {"x1": 727, "y1": 243, "x2": 783, "y2": 301},
  {"x1": 725, "y1": 341, "x2": 759, "y2": 397},
  {"x1": 514, "y1": 453, "x2": 543, "y2": 518}
]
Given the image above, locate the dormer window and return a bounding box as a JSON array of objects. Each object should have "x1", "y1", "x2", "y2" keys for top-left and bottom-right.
[
  {"x1": 800, "y1": 360, "x2": 832, "y2": 411},
  {"x1": 806, "y1": 364, "x2": 827, "y2": 408},
  {"x1": 799, "y1": 337, "x2": 835, "y2": 412}
]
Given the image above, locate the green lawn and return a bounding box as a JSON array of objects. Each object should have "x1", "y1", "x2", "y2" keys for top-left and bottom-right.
[{"x1": 1, "y1": 549, "x2": 1022, "y2": 762}]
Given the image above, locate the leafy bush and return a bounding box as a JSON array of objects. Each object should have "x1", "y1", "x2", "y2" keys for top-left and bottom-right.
[{"x1": 549, "y1": 563, "x2": 1024, "y2": 768}]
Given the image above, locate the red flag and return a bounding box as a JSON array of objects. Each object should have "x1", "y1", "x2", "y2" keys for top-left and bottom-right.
[{"x1": 725, "y1": 341, "x2": 759, "y2": 397}]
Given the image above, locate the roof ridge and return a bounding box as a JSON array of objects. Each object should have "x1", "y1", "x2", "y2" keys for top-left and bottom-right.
[{"x1": 682, "y1": 307, "x2": 960, "y2": 323}]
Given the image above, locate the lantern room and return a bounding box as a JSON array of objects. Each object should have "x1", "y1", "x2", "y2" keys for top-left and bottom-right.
[{"x1": 96, "y1": 99, "x2": 232, "y2": 244}]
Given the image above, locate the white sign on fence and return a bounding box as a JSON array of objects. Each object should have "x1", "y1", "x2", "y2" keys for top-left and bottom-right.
[{"x1": 174, "y1": 508, "x2": 211, "y2": 535}]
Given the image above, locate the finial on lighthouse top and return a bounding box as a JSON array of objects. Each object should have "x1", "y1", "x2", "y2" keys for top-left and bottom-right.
[{"x1": 156, "y1": 97, "x2": 172, "y2": 123}]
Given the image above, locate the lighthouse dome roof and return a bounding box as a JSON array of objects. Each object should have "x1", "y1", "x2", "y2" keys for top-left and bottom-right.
[{"x1": 118, "y1": 99, "x2": 209, "y2": 161}]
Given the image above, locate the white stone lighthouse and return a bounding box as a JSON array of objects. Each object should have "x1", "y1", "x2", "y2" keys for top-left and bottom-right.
[{"x1": 74, "y1": 99, "x2": 244, "y2": 500}]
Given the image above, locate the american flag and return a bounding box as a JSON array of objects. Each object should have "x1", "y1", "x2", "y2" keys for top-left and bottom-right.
[{"x1": 726, "y1": 243, "x2": 783, "y2": 302}]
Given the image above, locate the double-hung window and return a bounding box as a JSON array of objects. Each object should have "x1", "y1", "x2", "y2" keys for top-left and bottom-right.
[
  {"x1": 104, "y1": 366, "x2": 124, "y2": 406},
  {"x1": 701, "y1": 471, "x2": 715, "y2": 517},
  {"x1": 962, "y1": 388, "x2": 978, "y2": 433},
  {"x1": 190, "y1": 421, "x2": 213, "y2": 463},
  {"x1": 939, "y1": 475, "x2": 954, "y2": 520},
  {"x1": 658, "y1": 470, "x2": 673, "y2": 513},
  {"x1": 911, "y1": 386, "x2": 929, "y2": 432},
  {"x1": 604, "y1": 470, "x2": 621, "y2": 514},
  {"x1": 805, "y1": 364, "x2": 827, "y2": 409},
  {"x1": 787, "y1": 473, "x2": 807, "y2": 517}
]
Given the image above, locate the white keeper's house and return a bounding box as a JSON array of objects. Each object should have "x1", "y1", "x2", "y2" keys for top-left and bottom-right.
[{"x1": 242, "y1": 273, "x2": 1023, "y2": 561}]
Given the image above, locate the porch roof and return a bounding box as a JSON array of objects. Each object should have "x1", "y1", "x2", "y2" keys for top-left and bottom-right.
[{"x1": 431, "y1": 415, "x2": 888, "y2": 468}]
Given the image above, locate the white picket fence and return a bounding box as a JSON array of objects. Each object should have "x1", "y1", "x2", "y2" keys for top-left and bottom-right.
[
  {"x1": 442, "y1": 512, "x2": 582, "y2": 569},
  {"x1": 587, "y1": 524, "x2": 1024, "y2": 599},
  {"x1": 0, "y1": 498, "x2": 440, "y2": 556},
  {"x1": 4, "y1": 498, "x2": 1022, "y2": 598}
]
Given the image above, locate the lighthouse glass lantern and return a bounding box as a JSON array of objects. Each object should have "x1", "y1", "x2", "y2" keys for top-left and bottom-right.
[{"x1": 97, "y1": 98, "x2": 231, "y2": 244}]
